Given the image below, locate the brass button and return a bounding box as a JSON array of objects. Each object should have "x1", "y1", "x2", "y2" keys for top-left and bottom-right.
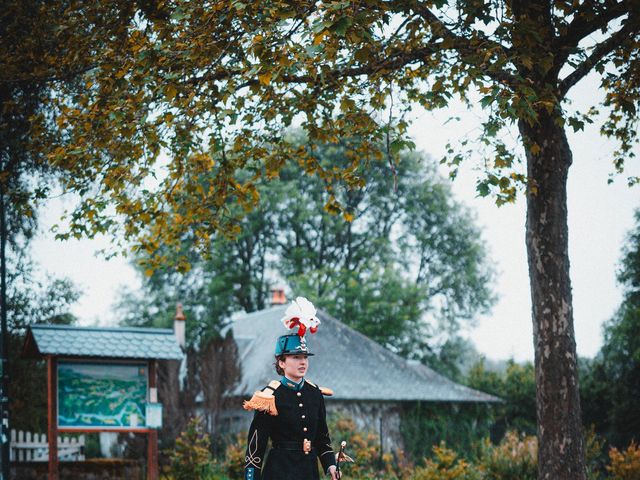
[
  {"x1": 299, "y1": 403, "x2": 303, "y2": 407},
  {"x1": 303, "y1": 427, "x2": 308, "y2": 432},
  {"x1": 301, "y1": 415, "x2": 306, "y2": 419},
  {"x1": 297, "y1": 392, "x2": 302, "y2": 397},
  {"x1": 305, "y1": 451, "x2": 309, "y2": 455}
]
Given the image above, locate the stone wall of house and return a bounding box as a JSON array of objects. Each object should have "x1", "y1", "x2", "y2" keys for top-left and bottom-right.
[{"x1": 326, "y1": 400, "x2": 404, "y2": 453}]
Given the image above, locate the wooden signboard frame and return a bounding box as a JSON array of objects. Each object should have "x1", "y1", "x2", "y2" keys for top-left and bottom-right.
[{"x1": 46, "y1": 356, "x2": 159, "y2": 480}]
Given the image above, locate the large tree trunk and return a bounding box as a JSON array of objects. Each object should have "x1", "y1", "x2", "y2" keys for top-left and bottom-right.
[{"x1": 519, "y1": 114, "x2": 586, "y2": 480}]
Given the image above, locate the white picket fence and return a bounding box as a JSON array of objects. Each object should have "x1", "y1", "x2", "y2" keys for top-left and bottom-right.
[{"x1": 10, "y1": 430, "x2": 85, "y2": 462}]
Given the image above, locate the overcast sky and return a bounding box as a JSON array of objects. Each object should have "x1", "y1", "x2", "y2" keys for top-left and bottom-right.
[
  {"x1": 29, "y1": 73, "x2": 639, "y2": 362},
  {"x1": 405, "y1": 73, "x2": 640, "y2": 361}
]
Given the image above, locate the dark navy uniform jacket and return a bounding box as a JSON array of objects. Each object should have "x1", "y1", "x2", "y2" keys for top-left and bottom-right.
[{"x1": 244, "y1": 378, "x2": 336, "y2": 480}]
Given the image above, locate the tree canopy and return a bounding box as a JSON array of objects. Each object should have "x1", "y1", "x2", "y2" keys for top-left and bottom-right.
[
  {"x1": 6, "y1": 0, "x2": 634, "y2": 257},
  {"x1": 119, "y1": 143, "x2": 495, "y2": 371}
]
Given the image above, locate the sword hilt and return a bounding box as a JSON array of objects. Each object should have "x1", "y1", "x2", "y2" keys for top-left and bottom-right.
[{"x1": 336, "y1": 440, "x2": 346, "y2": 478}]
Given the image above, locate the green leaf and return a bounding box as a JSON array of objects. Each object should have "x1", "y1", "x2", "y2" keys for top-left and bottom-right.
[
  {"x1": 476, "y1": 181, "x2": 490, "y2": 197},
  {"x1": 568, "y1": 117, "x2": 585, "y2": 132},
  {"x1": 480, "y1": 95, "x2": 494, "y2": 108},
  {"x1": 389, "y1": 139, "x2": 404, "y2": 155},
  {"x1": 332, "y1": 17, "x2": 352, "y2": 37}
]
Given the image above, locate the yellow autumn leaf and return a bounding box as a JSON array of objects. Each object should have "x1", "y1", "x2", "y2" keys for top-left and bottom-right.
[
  {"x1": 313, "y1": 30, "x2": 327, "y2": 46},
  {"x1": 165, "y1": 85, "x2": 178, "y2": 100},
  {"x1": 258, "y1": 72, "x2": 272, "y2": 86},
  {"x1": 530, "y1": 143, "x2": 541, "y2": 155}
]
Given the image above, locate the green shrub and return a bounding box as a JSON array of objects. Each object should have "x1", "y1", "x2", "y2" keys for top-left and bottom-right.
[
  {"x1": 411, "y1": 443, "x2": 483, "y2": 480},
  {"x1": 223, "y1": 432, "x2": 247, "y2": 480},
  {"x1": 400, "y1": 402, "x2": 496, "y2": 461},
  {"x1": 475, "y1": 431, "x2": 537, "y2": 480},
  {"x1": 585, "y1": 426, "x2": 608, "y2": 480},
  {"x1": 606, "y1": 441, "x2": 640, "y2": 480},
  {"x1": 218, "y1": 423, "x2": 640, "y2": 480},
  {"x1": 329, "y1": 414, "x2": 414, "y2": 479},
  {"x1": 330, "y1": 416, "x2": 382, "y2": 478},
  {"x1": 165, "y1": 417, "x2": 222, "y2": 480}
]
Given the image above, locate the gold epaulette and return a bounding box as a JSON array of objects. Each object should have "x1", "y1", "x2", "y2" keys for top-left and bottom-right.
[
  {"x1": 306, "y1": 380, "x2": 334, "y2": 396},
  {"x1": 243, "y1": 380, "x2": 280, "y2": 416},
  {"x1": 320, "y1": 386, "x2": 334, "y2": 396}
]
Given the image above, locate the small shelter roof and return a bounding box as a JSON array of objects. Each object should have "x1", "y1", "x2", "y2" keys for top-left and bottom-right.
[
  {"x1": 22, "y1": 324, "x2": 184, "y2": 360},
  {"x1": 229, "y1": 305, "x2": 499, "y2": 403}
]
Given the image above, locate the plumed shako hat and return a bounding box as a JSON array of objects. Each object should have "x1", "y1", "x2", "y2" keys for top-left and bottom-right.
[{"x1": 275, "y1": 296, "x2": 320, "y2": 356}]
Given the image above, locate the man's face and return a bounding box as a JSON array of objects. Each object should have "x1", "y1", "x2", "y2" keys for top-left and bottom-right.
[{"x1": 279, "y1": 354, "x2": 309, "y2": 381}]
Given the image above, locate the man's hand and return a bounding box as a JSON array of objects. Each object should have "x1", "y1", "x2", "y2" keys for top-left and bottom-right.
[
  {"x1": 335, "y1": 451, "x2": 354, "y2": 463},
  {"x1": 328, "y1": 465, "x2": 341, "y2": 480}
]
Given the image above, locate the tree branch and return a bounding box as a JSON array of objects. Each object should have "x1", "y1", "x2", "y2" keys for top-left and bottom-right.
[
  {"x1": 553, "y1": 0, "x2": 628, "y2": 71},
  {"x1": 197, "y1": 43, "x2": 436, "y2": 88},
  {"x1": 411, "y1": 4, "x2": 496, "y2": 50},
  {"x1": 202, "y1": 37, "x2": 517, "y2": 94},
  {"x1": 408, "y1": 4, "x2": 516, "y2": 86},
  {"x1": 559, "y1": 17, "x2": 639, "y2": 97},
  {"x1": 3, "y1": 63, "x2": 97, "y2": 87},
  {"x1": 193, "y1": 5, "x2": 518, "y2": 90}
]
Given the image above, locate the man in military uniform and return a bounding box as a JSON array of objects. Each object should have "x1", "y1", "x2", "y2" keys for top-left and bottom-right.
[{"x1": 243, "y1": 333, "x2": 339, "y2": 480}]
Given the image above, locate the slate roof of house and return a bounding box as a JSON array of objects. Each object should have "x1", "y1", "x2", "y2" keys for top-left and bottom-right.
[
  {"x1": 228, "y1": 305, "x2": 499, "y2": 403},
  {"x1": 22, "y1": 324, "x2": 184, "y2": 360}
]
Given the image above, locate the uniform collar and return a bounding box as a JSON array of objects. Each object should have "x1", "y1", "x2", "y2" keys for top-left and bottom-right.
[{"x1": 281, "y1": 376, "x2": 304, "y2": 391}]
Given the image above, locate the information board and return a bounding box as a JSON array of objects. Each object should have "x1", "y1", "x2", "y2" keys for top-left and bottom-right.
[{"x1": 58, "y1": 361, "x2": 148, "y2": 429}]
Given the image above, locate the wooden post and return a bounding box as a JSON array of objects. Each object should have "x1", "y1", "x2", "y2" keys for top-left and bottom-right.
[
  {"x1": 47, "y1": 356, "x2": 58, "y2": 480},
  {"x1": 147, "y1": 360, "x2": 158, "y2": 480}
]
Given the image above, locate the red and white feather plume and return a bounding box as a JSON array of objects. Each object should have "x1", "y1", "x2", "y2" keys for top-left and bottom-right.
[{"x1": 281, "y1": 297, "x2": 321, "y2": 337}]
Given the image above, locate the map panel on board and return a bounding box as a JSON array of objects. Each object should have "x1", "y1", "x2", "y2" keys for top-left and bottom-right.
[{"x1": 58, "y1": 361, "x2": 148, "y2": 429}]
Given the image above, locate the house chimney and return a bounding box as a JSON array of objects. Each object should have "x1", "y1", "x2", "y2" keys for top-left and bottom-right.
[
  {"x1": 174, "y1": 303, "x2": 186, "y2": 349},
  {"x1": 270, "y1": 286, "x2": 287, "y2": 305}
]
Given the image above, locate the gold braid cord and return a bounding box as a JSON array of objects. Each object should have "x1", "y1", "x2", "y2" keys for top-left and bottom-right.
[{"x1": 243, "y1": 390, "x2": 278, "y2": 416}]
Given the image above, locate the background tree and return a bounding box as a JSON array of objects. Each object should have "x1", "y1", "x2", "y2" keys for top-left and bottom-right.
[
  {"x1": 466, "y1": 358, "x2": 537, "y2": 439},
  {"x1": 581, "y1": 209, "x2": 640, "y2": 448},
  {"x1": 7, "y1": 252, "x2": 80, "y2": 432},
  {"x1": 8, "y1": 1, "x2": 640, "y2": 477},
  {"x1": 282, "y1": 142, "x2": 494, "y2": 371},
  {"x1": 116, "y1": 195, "x2": 279, "y2": 343},
  {"x1": 118, "y1": 143, "x2": 495, "y2": 373}
]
